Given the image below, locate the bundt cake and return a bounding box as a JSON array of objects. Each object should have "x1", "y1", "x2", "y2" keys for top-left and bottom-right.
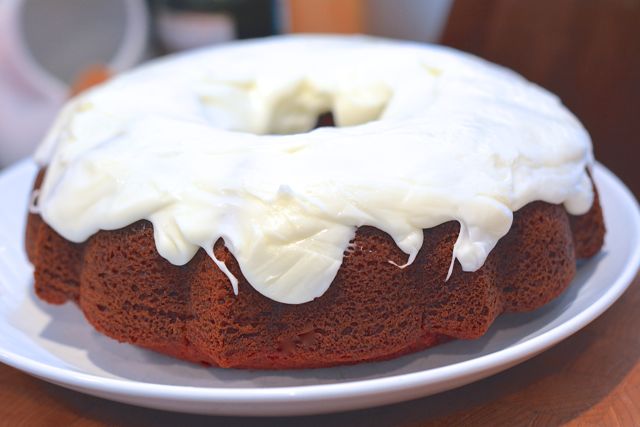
[{"x1": 25, "y1": 35, "x2": 605, "y2": 369}]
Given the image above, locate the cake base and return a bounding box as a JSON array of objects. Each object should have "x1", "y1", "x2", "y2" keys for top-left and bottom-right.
[{"x1": 26, "y1": 170, "x2": 605, "y2": 369}]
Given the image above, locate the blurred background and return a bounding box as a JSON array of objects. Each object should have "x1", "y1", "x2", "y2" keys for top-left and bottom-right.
[{"x1": 0, "y1": 0, "x2": 638, "y2": 196}]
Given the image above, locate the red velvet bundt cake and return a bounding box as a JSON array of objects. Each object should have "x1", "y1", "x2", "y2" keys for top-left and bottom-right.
[{"x1": 25, "y1": 35, "x2": 605, "y2": 369}]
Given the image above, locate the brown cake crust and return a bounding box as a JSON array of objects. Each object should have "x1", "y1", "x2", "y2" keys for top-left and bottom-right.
[{"x1": 26, "y1": 169, "x2": 605, "y2": 369}]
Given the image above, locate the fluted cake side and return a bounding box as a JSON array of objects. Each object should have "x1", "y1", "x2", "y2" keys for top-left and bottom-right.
[{"x1": 25, "y1": 170, "x2": 605, "y2": 369}]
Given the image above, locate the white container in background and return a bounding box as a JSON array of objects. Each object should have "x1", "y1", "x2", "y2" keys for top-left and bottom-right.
[
  {"x1": 365, "y1": 0, "x2": 453, "y2": 43},
  {"x1": 157, "y1": 9, "x2": 237, "y2": 53},
  {"x1": 0, "y1": 0, "x2": 148, "y2": 167}
]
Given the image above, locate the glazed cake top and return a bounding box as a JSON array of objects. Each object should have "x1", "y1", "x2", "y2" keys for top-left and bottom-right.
[{"x1": 34, "y1": 35, "x2": 594, "y2": 304}]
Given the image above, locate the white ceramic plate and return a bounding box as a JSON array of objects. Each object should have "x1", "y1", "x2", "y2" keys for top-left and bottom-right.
[{"x1": 0, "y1": 159, "x2": 638, "y2": 416}]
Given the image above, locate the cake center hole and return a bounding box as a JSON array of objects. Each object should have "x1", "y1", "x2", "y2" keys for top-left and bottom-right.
[{"x1": 313, "y1": 112, "x2": 335, "y2": 129}]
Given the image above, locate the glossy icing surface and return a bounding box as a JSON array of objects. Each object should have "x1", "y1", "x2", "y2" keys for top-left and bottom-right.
[{"x1": 34, "y1": 35, "x2": 594, "y2": 304}]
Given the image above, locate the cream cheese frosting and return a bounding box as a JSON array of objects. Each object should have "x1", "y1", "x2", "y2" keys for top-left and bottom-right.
[{"x1": 33, "y1": 35, "x2": 595, "y2": 304}]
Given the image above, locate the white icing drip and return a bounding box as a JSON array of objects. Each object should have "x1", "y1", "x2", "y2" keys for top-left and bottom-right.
[
  {"x1": 34, "y1": 35, "x2": 594, "y2": 304},
  {"x1": 205, "y1": 245, "x2": 239, "y2": 295},
  {"x1": 29, "y1": 189, "x2": 41, "y2": 215}
]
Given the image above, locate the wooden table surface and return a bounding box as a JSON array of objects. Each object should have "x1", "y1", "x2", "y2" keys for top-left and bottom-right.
[{"x1": 0, "y1": 271, "x2": 638, "y2": 426}]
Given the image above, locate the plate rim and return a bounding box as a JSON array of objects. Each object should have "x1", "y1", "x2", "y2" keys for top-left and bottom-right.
[{"x1": 0, "y1": 159, "x2": 639, "y2": 407}]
